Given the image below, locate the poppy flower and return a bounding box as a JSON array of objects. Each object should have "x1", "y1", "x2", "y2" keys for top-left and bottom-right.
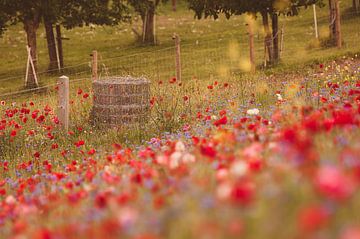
[
  {"x1": 213, "y1": 116, "x2": 228, "y2": 127},
  {"x1": 297, "y1": 204, "x2": 329, "y2": 233},
  {"x1": 87, "y1": 149, "x2": 96, "y2": 155},
  {"x1": 314, "y1": 166, "x2": 355, "y2": 201},
  {"x1": 75, "y1": 140, "x2": 85, "y2": 147},
  {"x1": 230, "y1": 179, "x2": 255, "y2": 206},
  {"x1": 10, "y1": 130, "x2": 17, "y2": 137},
  {"x1": 341, "y1": 226, "x2": 360, "y2": 239},
  {"x1": 201, "y1": 145, "x2": 217, "y2": 158},
  {"x1": 169, "y1": 77, "x2": 176, "y2": 84}
]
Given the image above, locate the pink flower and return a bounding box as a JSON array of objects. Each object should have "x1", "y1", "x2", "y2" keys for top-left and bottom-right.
[
  {"x1": 314, "y1": 166, "x2": 355, "y2": 201},
  {"x1": 341, "y1": 226, "x2": 360, "y2": 239}
]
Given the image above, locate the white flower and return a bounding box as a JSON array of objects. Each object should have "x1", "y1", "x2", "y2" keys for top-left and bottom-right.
[
  {"x1": 169, "y1": 152, "x2": 182, "y2": 169},
  {"x1": 216, "y1": 168, "x2": 229, "y2": 181},
  {"x1": 276, "y1": 94, "x2": 283, "y2": 101},
  {"x1": 175, "y1": 141, "x2": 186, "y2": 152},
  {"x1": 230, "y1": 161, "x2": 248, "y2": 177},
  {"x1": 156, "y1": 155, "x2": 168, "y2": 165},
  {"x1": 182, "y1": 153, "x2": 196, "y2": 163},
  {"x1": 5, "y1": 195, "x2": 16, "y2": 205},
  {"x1": 104, "y1": 165, "x2": 111, "y2": 173},
  {"x1": 118, "y1": 207, "x2": 138, "y2": 227},
  {"x1": 83, "y1": 184, "x2": 93, "y2": 192},
  {"x1": 246, "y1": 108, "x2": 260, "y2": 116},
  {"x1": 216, "y1": 182, "x2": 232, "y2": 200}
]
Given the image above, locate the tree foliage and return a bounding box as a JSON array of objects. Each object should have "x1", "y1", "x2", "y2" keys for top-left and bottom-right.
[
  {"x1": 60, "y1": 0, "x2": 130, "y2": 29},
  {"x1": 187, "y1": 0, "x2": 323, "y2": 19},
  {"x1": 0, "y1": 0, "x2": 130, "y2": 30},
  {"x1": 0, "y1": 11, "x2": 7, "y2": 36},
  {"x1": 186, "y1": 0, "x2": 323, "y2": 65}
]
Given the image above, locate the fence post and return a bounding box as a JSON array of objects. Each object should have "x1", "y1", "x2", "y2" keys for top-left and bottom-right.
[
  {"x1": 173, "y1": 34, "x2": 182, "y2": 82},
  {"x1": 92, "y1": 50, "x2": 98, "y2": 81},
  {"x1": 313, "y1": 4, "x2": 319, "y2": 39},
  {"x1": 248, "y1": 23, "x2": 256, "y2": 73},
  {"x1": 55, "y1": 24, "x2": 64, "y2": 69},
  {"x1": 280, "y1": 26, "x2": 284, "y2": 56},
  {"x1": 57, "y1": 75, "x2": 69, "y2": 132}
]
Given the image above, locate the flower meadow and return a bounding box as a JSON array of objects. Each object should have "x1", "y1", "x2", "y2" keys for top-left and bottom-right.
[{"x1": 0, "y1": 57, "x2": 360, "y2": 239}]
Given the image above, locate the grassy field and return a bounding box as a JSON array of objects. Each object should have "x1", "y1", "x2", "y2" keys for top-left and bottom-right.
[{"x1": 0, "y1": 0, "x2": 359, "y2": 96}]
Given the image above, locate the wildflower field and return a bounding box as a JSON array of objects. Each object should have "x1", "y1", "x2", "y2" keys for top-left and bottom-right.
[
  {"x1": 1, "y1": 0, "x2": 360, "y2": 238},
  {"x1": 0, "y1": 55, "x2": 360, "y2": 238}
]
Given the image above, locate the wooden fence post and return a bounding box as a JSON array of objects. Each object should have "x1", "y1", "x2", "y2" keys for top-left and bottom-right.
[
  {"x1": 57, "y1": 76, "x2": 69, "y2": 131},
  {"x1": 335, "y1": 0, "x2": 342, "y2": 48},
  {"x1": 248, "y1": 23, "x2": 256, "y2": 72},
  {"x1": 280, "y1": 26, "x2": 284, "y2": 56},
  {"x1": 25, "y1": 46, "x2": 39, "y2": 87},
  {"x1": 92, "y1": 50, "x2": 98, "y2": 82},
  {"x1": 173, "y1": 34, "x2": 182, "y2": 82},
  {"x1": 313, "y1": 4, "x2": 319, "y2": 39},
  {"x1": 55, "y1": 24, "x2": 64, "y2": 69}
]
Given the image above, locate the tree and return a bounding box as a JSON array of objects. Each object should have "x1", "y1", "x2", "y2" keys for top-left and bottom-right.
[
  {"x1": 328, "y1": 0, "x2": 342, "y2": 47},
  {"x1": 172, "y1": 0, "x2": 177, "y2": 11},
  {"x1": 42, "y1": 0, "x2": 61, "y2": 71},
  {"x1": 43, "y1": 0, "x2": 130, "y2": 71},
  {"x1": 353, "y1": 0, "x2": 360, "y2": 13},
  {"x1": 0, "y1": 0, "x2": 43, "y2": 88},
  {"x1": 0, "y1": 0, "x2": 130, "y2": 87},
  {"x1": 187, "y1": 0, "x2": 322, "y2": 65},
  {"x1": 0, "y1": 11, "x2": 7, "y2": 36},
  {"x1": 128, "y1": 0, "x2": 168, "y2": 44}
]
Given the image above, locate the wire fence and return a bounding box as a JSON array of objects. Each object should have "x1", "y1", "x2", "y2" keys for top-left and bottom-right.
[{"x1": 0, "y1": 8, "x2": 359, "y2": 101}]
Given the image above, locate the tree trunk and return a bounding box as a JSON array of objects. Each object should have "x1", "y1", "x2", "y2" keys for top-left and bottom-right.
[
  {"x1": 248, "y1": 22, "x2": 255, "y2": 72},
  {"x1": 261, "y1": 11, "x2": 273, "y2": 65},
  {"x1": 329, "y1": 0, "x2": 336, "y2": 42},
  {"x1": 44, "y1": 17, "x2": 58, "y2": 72},
  {"x1": 172, "y1": 0, "x2": 177, "y2": 11},
  {"x1": 334, "y1": 0, "x2": 342, "y2": 48},
  {"x1": 23, "y1": 17, "x2": 40, "y2": 88},
  {"x1": 142, "y1": 4, "x2": 156, "y2": 44},
  {"x1": 353, "y1": 0, "x2": 359, "y2": 13},
  {"x1": 272, "y1": 13, "x2": 280, "y2": 63}
]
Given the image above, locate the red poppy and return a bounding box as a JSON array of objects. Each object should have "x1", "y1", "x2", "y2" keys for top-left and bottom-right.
[
  {"x1": 213, "y1": 116, "x2": 228, "y2": 127},
  {"x1": 169, "y1": 77, "x2": 176, "y2": 84},
  {"x1": 297, "y1": 204, "x2": 329, "y2": 233},
  {"x1": 230, "y1": 179, "x2": 255, "y2": 206},
  {"x1": 10, "y1": 130, "x2": 17, "y2": 137}
]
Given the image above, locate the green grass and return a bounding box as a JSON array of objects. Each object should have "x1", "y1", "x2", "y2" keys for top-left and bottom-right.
[{"x1": 0, "y1": 0, "x2": 359, "y2": 96}]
